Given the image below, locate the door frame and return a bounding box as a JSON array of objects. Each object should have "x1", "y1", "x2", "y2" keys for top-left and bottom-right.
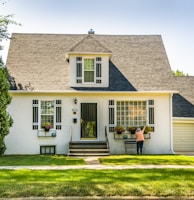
[{"x1": 80, "y1": 102, "x2": 99, "y2": 140}]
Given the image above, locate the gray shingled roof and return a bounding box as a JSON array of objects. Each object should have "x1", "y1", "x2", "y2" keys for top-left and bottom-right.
[
  {"x1": 171, "y1": 77, "x2": 194, "y2": 117},
  {"x1": 7, "y1": 33, "x2": 173, "y2": 91},
  {"x1": 68, "y1": 34, "x2": 112, "y2": 54},
  {"x1": 6, "y1": 33, "x2": 194, "y2": 118}
]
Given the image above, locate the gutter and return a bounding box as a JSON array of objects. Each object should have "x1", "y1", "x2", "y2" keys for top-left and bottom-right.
[
  {"x1": 9, "y1": 90, "x2": 178, "y2": 95},
  {"x1": 170, "y1": 93, "x2": 175, "y2": 154}
]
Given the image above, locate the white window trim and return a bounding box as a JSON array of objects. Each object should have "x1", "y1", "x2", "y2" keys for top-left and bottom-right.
[{"x1": 76, "y1": 56, "x2": 102, "y2": 85}]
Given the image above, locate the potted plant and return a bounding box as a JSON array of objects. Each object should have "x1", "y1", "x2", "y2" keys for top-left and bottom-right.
[
  {"x1": 114, "y1": 125, "x2": 125, "y2": 134},
  {"x1": 41, "y1": 122, "x2": 53, "y2": 132},
  {"x1": 141, "y1": 126, "x2": 152, "y2": 134},
  {"x1": 127, "y1": 126, "x2": 137, "y2": 134}
]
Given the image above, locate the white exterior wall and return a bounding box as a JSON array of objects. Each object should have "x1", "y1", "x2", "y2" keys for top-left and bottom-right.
[{"x1": 5, "y1": 92, "x2": 173, "y2": 155}]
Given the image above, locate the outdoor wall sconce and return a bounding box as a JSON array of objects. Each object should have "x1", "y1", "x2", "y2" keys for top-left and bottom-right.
[
  {"x1": 72, "y1": 108, "x2": 77, "y2": 115},
  {"x1": 74, "y1": 98, "x2": 77, "y2": 104}
]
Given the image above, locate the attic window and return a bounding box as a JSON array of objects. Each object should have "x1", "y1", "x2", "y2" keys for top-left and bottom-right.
[
  {"x1": 76, "y1": 56, "x2": 102, "y2": 84},
  {"x1": 84, "y1": 59, "x2": 94, "y2": 82}
]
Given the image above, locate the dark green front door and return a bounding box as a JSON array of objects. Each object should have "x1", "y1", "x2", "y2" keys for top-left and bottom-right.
[{"x1": 81, "y1": 103, "x2": 97, "y2": 139}]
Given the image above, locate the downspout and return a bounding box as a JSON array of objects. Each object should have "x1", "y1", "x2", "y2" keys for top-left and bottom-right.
[{"x1": 170, "y1": 93, "x2": 175, "y2": 154}]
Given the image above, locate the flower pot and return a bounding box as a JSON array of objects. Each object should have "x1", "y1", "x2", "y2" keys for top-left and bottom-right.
[{"x1": 44, "y1": 128, "x2": 50, "y2": 132}]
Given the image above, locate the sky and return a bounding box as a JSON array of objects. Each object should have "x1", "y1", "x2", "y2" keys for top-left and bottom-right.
[{"x1": 1, "y1": 0, "x2": 194, "y2": 75}]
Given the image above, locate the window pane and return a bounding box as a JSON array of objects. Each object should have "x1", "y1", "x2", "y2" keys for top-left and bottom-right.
[
  {"x1": 84, "y1": 71, "x2": 94, "y2": 82},
  {"x1": 41, "y1": 101, "x2": 54, "y2": 128},
  {"x1": 76, "y1": 63, "x2": 82, "y2": 77},
  {"x1": 84, "y1": 59, "x2": 94, "y2": 70},
  {"x1": 41, "y1": 101, "x2": 54, "y2": 114},
  {"x1": 41, "y1": 115, "x2": 54, "y2": 126},
  {"x1": 116, "y1": 101, "x2": 147, "y2": 128},
  {"x1": 96, "y1": 63, "x2": 101, "y2": 77}
]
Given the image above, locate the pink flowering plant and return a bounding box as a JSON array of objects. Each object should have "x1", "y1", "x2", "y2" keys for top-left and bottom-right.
[{"x1": 41, "y1": 122, "x2": 53, "y2": 130}]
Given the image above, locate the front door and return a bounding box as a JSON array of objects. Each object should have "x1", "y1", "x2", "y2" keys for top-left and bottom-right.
[{"x1": 81, "y1": 103, "x2": 97, "y2": 139}]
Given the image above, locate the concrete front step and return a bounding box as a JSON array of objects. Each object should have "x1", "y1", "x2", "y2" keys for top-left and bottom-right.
[
  {"x1": 69, "y1": 152, "x2": 110, "y2": 156},
  {"x1": 69, "y1": 149, "x2": 110, "y2": 152},
  {"x1": 68, "y1": 141, "x2": 110, "y2": 156},
  {"x1": 69, "y1": 145, "x2": 107, "y2": 149}
]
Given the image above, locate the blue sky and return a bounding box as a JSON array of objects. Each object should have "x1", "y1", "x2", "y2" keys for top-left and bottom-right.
[{"x1": 1, "y1": 0, "x2": 194, "y2": 75}]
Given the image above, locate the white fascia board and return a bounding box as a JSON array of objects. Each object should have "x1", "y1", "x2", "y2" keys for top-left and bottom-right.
[
  {"x1": 9, "y1": 90, "x2": 178, "y2": 95},
  {"x1": 66, "y1": 52, "x2": 112, "y2": 58}
]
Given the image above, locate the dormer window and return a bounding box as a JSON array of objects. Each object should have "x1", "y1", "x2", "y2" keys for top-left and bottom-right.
[
  {"x1": 84, "y1": 58, "x2": 94, "y2": 82},
  {"x1": 76, "y1": 57, "x2": 102, "y2": 84}
]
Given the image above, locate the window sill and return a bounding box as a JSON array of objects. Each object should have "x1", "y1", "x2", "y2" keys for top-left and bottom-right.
[
  {"x1": 114, "y1": 132, "x2": 151, "y2": 140},
  {"x1": 37, "y1": 129, "x2": 57, "y2": 137}
]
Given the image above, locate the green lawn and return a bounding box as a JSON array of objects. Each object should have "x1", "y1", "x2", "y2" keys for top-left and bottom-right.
[
  {"x1": 0, "y1": 169, "x2": 194, "y2": 197},
  {"x1": 99, "y1": 155, "x2": 194, "y2": 165},
  {"x1": 1, "y1": 155, "x2": 194, "y2": 197},
  {"x1": 0, "y1": 155, "x2": 85, "y2": 166},
  {"x1": 1, "y1": 154, "x2": 194, "y2": 166}
]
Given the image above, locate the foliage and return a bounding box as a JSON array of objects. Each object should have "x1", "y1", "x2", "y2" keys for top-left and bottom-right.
[
  {"x1": 0, "y1": 14, "x2": 18, "y2": 155},
  {"x1": 114, "y1": 125, "x2": 125, "y2": 133},
  {"x1": 127, "y1": 126, "x2": 137, "y2": 134},
  {"x1": 0, "y1": 15, "x2": 18, "y2": 45},
  {"x1": 172, "y1": 69, "x2": 189, "y2": 76},
  {"x1": 41, "y1": 122, "x2": 53, "y2": 130},
  {"x1": 141, "y1": 125, "x2": 153, "y2": 133},
  {"x1": 0, "y1": 67, "x2": 13, "y2": 154},
  {"x1": 127, "y1": 126, "x2": 152, "y2": 134}
]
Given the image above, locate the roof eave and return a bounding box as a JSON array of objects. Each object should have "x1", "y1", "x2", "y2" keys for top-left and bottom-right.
[{"x1": 9, "y1": 90, "x2": 178, "y2": 94}]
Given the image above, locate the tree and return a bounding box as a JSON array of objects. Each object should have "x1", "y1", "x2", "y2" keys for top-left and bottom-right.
[
  {"x1": 172, "y1": 69, "x2": 189, "y2": 76},
  {"x1": 0, "y1": 14, "x2": 16, "y2": 155},
  {"x1": 0, "y1": 66, "x2": 13, "y2": 154}
]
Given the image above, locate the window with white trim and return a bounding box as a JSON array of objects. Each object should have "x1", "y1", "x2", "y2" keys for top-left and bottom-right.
[
  {"x1": 108, "y1": 100, "x2": 154, "y2": 131},
  {"x1": 76, "y1": 57, "x2": 102, "y2": 84},
  {"x1": 84, "y1": 58, "x2": 94, "y2": 82},
  {"x1": 32, "y1": 100, "x2": 62, "y2": 130},
  {"x1": 116, "y1": 101, "x2": 147, "y2": 127}
]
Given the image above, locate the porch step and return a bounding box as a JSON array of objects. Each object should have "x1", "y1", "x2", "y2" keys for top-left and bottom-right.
[{"x1": 68, "y1": 141, "x2": 110, "y2": 156}]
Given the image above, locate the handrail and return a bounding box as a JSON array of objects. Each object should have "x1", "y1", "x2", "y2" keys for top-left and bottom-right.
[
  {"x1": 67, "y1": 126, "x2": 72, "y2": 156},
  {"x1": 70, "y1": 125, "x2": 72, "y2": 142},
  {"x1": 105, "y1": 126, "x2": 109, "y2": 149}
]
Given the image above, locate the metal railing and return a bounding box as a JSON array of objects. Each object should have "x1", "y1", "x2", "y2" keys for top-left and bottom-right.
[{"x1": 105, "y1": 126, "x2": 109, "y2": 150}]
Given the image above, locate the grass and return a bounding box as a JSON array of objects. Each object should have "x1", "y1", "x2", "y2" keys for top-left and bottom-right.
[
  {"x1": 0, "y1": 168, "x2": 194, "y2": 197},
  {"x1": 99, "y1": 155, "x2": 194, "y2": 165},
  {"x1": 1, "y1": 155, "x2": 194, "y2": 197},
  {"x1": 1, "y1": 154, "x2": 194, "y2": 166},
  {"x1": 0, "y1": 155, "x2": 85, "y2": 166}
]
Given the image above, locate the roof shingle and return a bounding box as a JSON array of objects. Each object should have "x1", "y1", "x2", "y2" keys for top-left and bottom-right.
[{"x1": 7, "y1": 33, "x2": 173, "y2": 91}]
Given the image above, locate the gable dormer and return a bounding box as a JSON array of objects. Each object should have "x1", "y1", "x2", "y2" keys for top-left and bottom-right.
[{"x1": 66, "y1": 34, "x2": 112, "y2": 87}]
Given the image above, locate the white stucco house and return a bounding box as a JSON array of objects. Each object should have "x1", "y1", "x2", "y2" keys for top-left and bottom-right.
[{"x1": 5, "y1": 31, "x2": 194, "y2": 155}]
